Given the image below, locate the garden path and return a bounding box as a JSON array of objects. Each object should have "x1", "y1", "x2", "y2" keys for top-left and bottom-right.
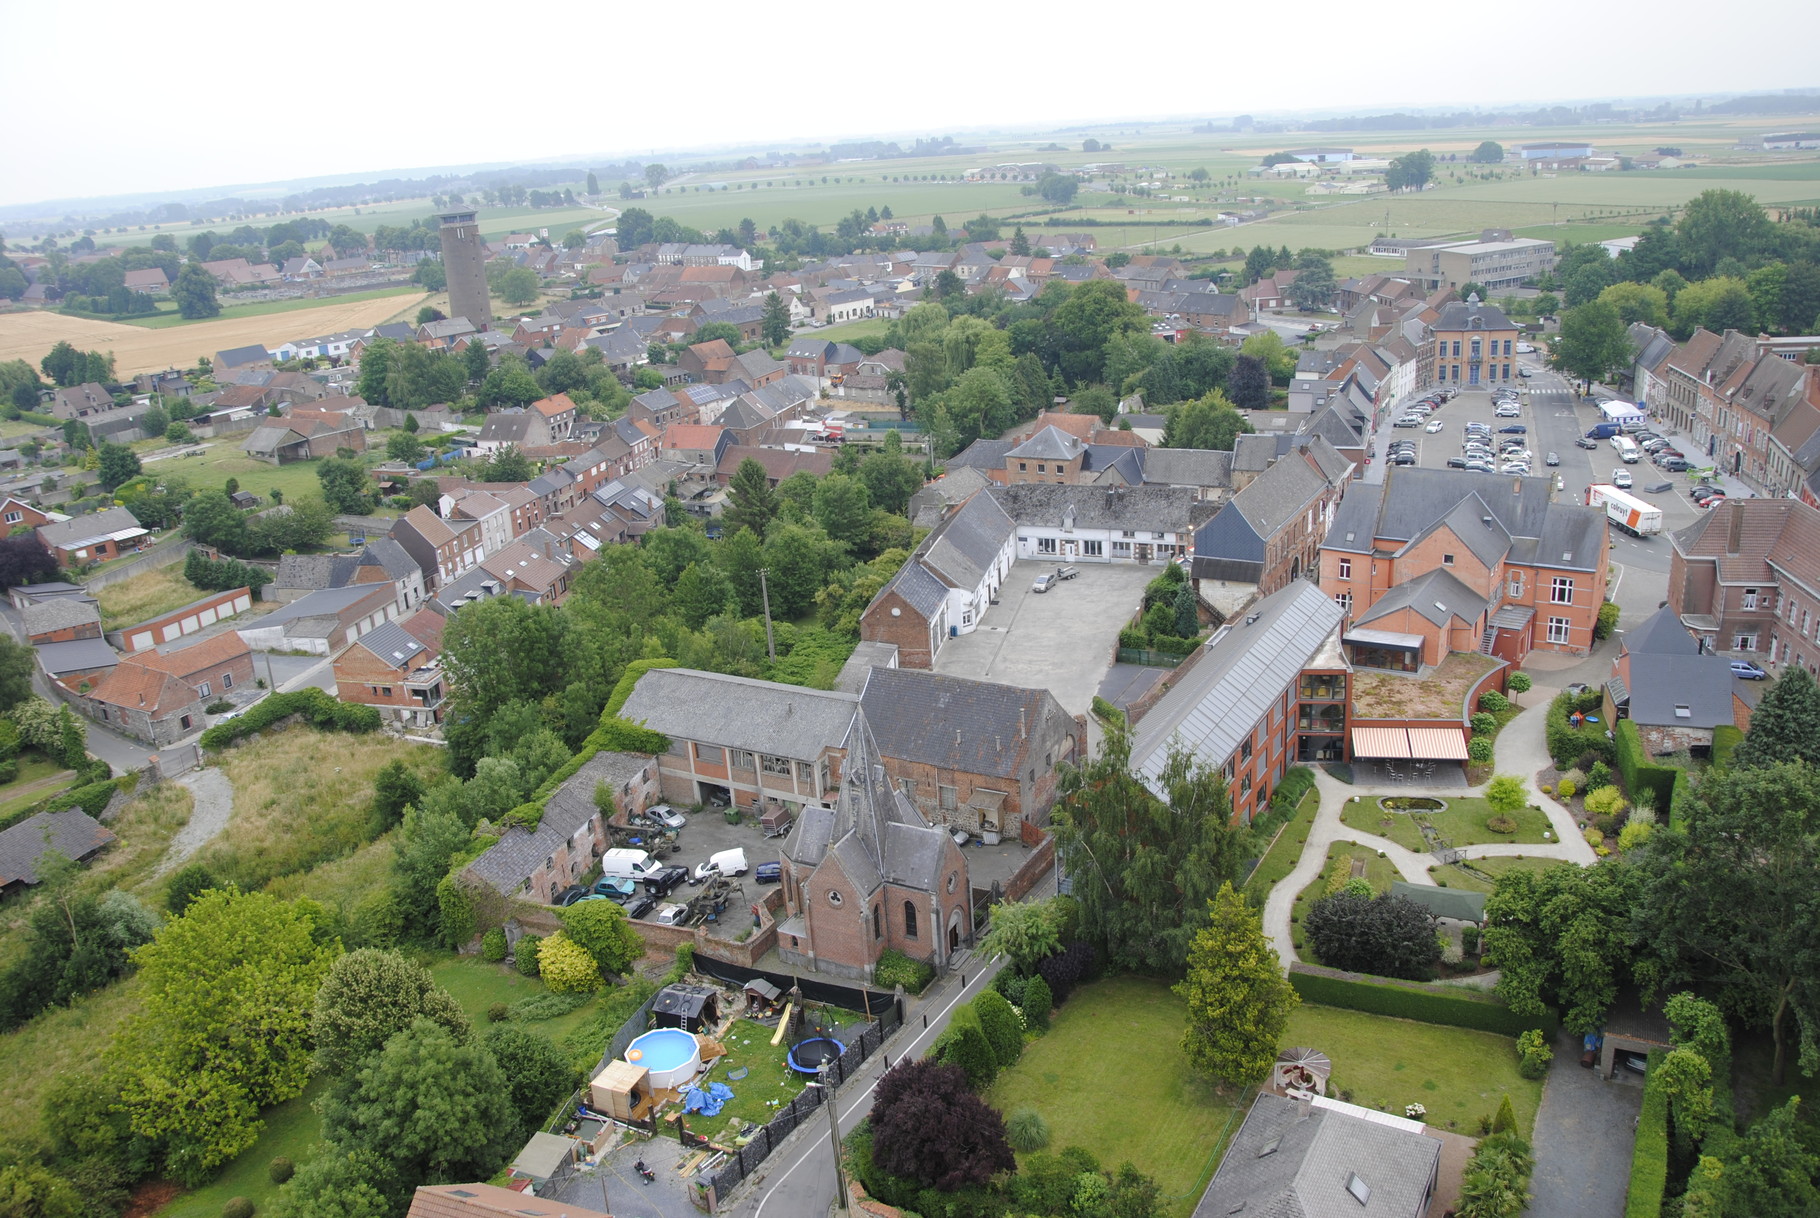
[
  {"x1": 1261, "y1": 683, "x2": 1597, "y2": 971},
  {"x1": 154, "y1": 766, "x2": 235, "y2": 875}
]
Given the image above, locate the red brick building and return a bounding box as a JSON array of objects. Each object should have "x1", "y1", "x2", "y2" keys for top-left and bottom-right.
[{"x1": 332, "y1": 610, "x2": 447, "y2": 727}]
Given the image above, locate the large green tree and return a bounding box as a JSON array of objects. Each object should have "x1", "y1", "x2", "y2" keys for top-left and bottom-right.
[
  {"x1": 109, "y1": 890, "x2": 338, "y2": 1184},
  {"x1": 316, "y1": 458, "x2": 373, "y2": 514},
  {"x1": 559, "y1": 900, "x2": 644, "y2": 975},
  {"x1": 1050, "y1": 726, "x2": 1252, "y2": 973},
  {"x1": 723, "y1": 458, "x2": 779, "y2": 536},
  {"x1": 171, "y1": 263, "x2": 221, "y2": 319},
  {"x1": 1484, "y1": 862, "x2": 1637, "y2": 1034},
  {"x1": 97, "y1": 442, "x2": 141, "y2": 491},
  {"x1": 1732, "y1": 665, "x2": 1820, "y2": 770},
  {"x1": 1676, "y1": 190, "x2": 1772, "y2": 277},
  {"x1": 1176, "y1": 883, "x2": 1298, "y2": 1086},
  {"x1": 1552, "y1": 300, "x2": 1631, "y2": 390},
  {"x1": 1048, "y1": 279, "x2": 1149, "y2": 385},
  {"x1": 310, "y1": 949, "x2": 471, "y2": 1077},
  {"x1": 483, "y1": 1026, "x2": 580, "y2": 1139},
  {"x1": 761, "y1": 291, "x2": 791, "y2": 346},
  {"x1": 1163, "y1": 390, "x2": 1252, "y2": 451},
  {"x1": 0, "y1": 634, "x2": 35, "y2": 713}
]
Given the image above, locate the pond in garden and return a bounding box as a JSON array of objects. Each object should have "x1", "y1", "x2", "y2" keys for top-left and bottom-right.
[{"x1": 1378, "y1": 796, "x2": 1445, "y2": 812}]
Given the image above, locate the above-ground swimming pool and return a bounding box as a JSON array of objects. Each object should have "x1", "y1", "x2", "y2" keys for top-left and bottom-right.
[{"x1": 626, "y1": 1027, "x2": 703, "y2": 1090}]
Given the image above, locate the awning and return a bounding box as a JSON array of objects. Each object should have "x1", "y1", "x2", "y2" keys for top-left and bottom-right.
[
  {"x1": 1407, "y1": 727, "x2": 1469, "y2": 760},
  {"x1": 1351, "y1": 727, "x2": 1411, "y2": 758},
  {"x1": 1344, "y1": 628, "x2": 1424, "y2": 650}
]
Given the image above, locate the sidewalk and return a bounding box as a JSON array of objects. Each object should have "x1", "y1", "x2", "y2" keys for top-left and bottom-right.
[{"x1": 1260, "y1": 683, "x2": 1595, "y2": 970}]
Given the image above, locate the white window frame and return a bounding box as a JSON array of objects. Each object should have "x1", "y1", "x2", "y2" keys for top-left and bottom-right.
[
  {"x1": 1338, "y1": 557, "x2": 1352, "y2": 579},
  {"x1": 1550, "y1": 577, "x2": 1574, "y2": 605},
  {"x1": 1547, "y1": 617, "x2": 1572, "y2": 645}
]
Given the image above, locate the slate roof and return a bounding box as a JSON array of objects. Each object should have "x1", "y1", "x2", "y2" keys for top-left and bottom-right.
[
  {"x1": 1623, "y1": 605, "x2": 1702, "y2": 657},
  {"x1": 20, "y1": 598, "x2": 101, "y2": 636},
  {"x1": 467, "y1": 752, "x2": 649, "y2": 896},
  {"x1": 38, "y1": 507, "x2": 145, "y2": 550},
  {"x1": 990, "y1": 482, "x2": 1207, "y2": 534},
  {"x1": 785, "y1": 713, "x2": 947, "y2": 899},
  {"x1": 1628, "y1": 656, "x2": 1736, "y2": 729},
  {"x1": 1353, "y1": 568, "x2": 1488, "y2": 630},
  {"x1": 1007, "y1": 426, "x2": 1084, "y2": 461},
  {"x1": 945, "y1": 439, "x2": 1015, "y2": 472},
  {"x1": 1140, "y1": 447, "x2": 1234, "y2": 491},
  {"x1": 0, "y1": 810, "x2": 116, "y2": 889},
  {"x1": 1132, "y1": 582, "x2": 1344, "y2": 794},
  {"x1": 33, "y1": 638, "x2": 121, "y2": 677},
  {"x1": 1191, "y1": 1093, "x2": 1441, "y2": 1218},
  {"x1": 348, "y1": 620, "x2": 429, "y2": 671},
  {"x1": 921, "y1": 490, "x2": 1015, "y2": 592},
  {"x1": 859, "y1": 667, "x2": 1058, "y2": 781},
  {"x1": 620, "y1": 668, "x2": 858, "y2": 761},
  {"x1": 406, "y1": 1182, "x2": 608, "y2": 1218},
  {"x1": 1362, "y1": 468, "x2": 1605, "y2": 574}
]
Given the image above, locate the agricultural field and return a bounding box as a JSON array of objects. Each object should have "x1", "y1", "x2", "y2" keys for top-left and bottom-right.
[{"x1": 118, "y1": 284, "x2": 422, "y2": 330}]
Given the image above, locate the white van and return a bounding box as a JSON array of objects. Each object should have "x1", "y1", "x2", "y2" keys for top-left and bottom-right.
[
  {"x1": 692, "y1": 847, "x2": 749, "y2": 884},
  {"x1": 600, "y1": 848, "x2": 659, "y2": 881},
  {"x1": 1612, "y1": 436, "x2": 1641, "y2": 464}
]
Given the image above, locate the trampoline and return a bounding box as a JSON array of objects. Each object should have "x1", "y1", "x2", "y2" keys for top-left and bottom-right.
[{"x1": 787, "y1": 1037, "x2": 846, "y2": 1074}]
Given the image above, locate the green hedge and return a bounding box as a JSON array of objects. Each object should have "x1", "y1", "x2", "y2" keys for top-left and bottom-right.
[
  {"x1": 1710, "y1": 725, "x2": 1743, "y2": 772},
  {"x1": 1613, "y1": 720, "x2": 1682, "y2": 810},
  {"x1": 1545, "y1": 692, "x2": 1615, "y2": 770},
  {"x1": 1271, "y1": 766, "x2": 1316, "y2": 814},
  {"x1": 1624, "y1": 1050, "x2": 1669, "y2": 1218},
  {"x1": 198, "y1": 688, "x2": 381, "y2": 750},
  {"x1": 1289, "y1": 964, "x2": 1558, "y2": 1038}
]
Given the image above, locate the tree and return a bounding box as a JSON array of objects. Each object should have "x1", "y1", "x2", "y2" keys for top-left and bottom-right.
[
  {"x1": 109, "y1": 890, "x2": 338, "y2": 1184},
  {"x1": 1485, "y1": 774, "x2": 1526, "y2": 815},
  {"x1": 172, "y1": 263, "x2": 221, "y2": 319},
  {"x1": 1051, "y1": 727, "x2": 1253, "y2": 973},
  {"x1": 972, "y1": 989, "x2": 1024, "y2": 1067},
  {"x1": 1676, "y1": 189, "x2": 1773, "y2": 277},
  {"x1": 273, "y1": 1149, "x2": 394, "y2": 1218},
  {"x1": 138, "y1": 404, "x2": 169, "y2": 438},
  {"x1": 483, "y1": 1026, "x2": 579, "y2": 1139},
  {"x1": 461, "y1": 336, "x2": 493, "y2": 385},
  {"x1": 1286, "y1": 260, "x2": 1336, "y2": 311},
  {"x1": 96, "y1": 441, "x2": 141, "y2": 491},
  {"x1": 1672, "y1": 276, "x2": 1757, "y2": 338},
  {"x1": 1303, "y1": 892, "x2": 1442, "y2": 980},
  {"x1": 0, "y1": 1164, "x2": 83, "y2": 1218},
  {"x1": 585, "y1": 171, "x2": 600, "y2": 196},
  {"x1": 1163, "y1": 390, "x2": 1252, "y2": 451},
  {"x1": 724, "y1": 458, "x2": 778, "y2": 536},
  {"x1": 980, "y1": 898, "x2": 1063, "y2": 973},
  {"x1": 1226, "y1": 355, "x2": 1269, "y2": 410},
  {"x1": 761, "y1": 291, "x2": 791, "y2": 346},
  {"x1": 493, "y1": 266, "x2": 540, "y2": 307},
  {"x1": 0, "y1": 882, "x2": 156, "y2": 1031},
  {"x1": 0, "y1": 535, "x2": 55, "y2": 593},
  {"x1": 1471, "y1": 141, "x2": 1505, "y2": 163},
  {"x1": 1050, "y1": 279, "x2": 1149, "y2": 385},
  {"x1": 1009, "y1": 226, "x2": 1031, "y2": 257},
  {"x1": 412, "y1": 260, "x2": 446, "y2": 292},
  {"x1": 318, "y1": 1017, "x2": 518, "y2": 1203},
  {"x1": 1176, "y1": 883, "x2": 1298, "y2": 1086},
  {"x1": 310, "y1": 949, "x2": 471, "y2": 1078},
  {"x1": 386, "y1": 431, "x2": 426, "y2": 464},
  {"x1": 560, "y1": 900, "x2": 644, "y2": 975},
  {"x1": 1636, "y1": 761, "x2": 1820, "y2": 1083},
  {"x1": 165, "y1": 861, "x2": 218, "y2": 913},
  {"x1": 812, "y1": 473, "x2": 871, "y2": 550},
  {"x1": 1485, "y1": 862, "x2": 1637, "y2": 1034},
  {"x1": 1716, "y1": 1097, "x2": 1820, "y2": 1216},
  {"x1": 370, "y1": 759, "x2": 426, "y2": 834},
  {"x1": 645, "y1": 163, "x2": 669, "y2": 190},
  {"x1": 1732, "y1": 665, "x2": 1820, "y2": 770},
  {"x1": 537, "y1": 931, "x2": 603, "y2": 993},
  {"x1": 316, "y1": 457, "x2": 373, "y2": 514},
  {"x1": 1552, "y1": 300, "x2": 1631, "y2": 390},
  {"x1": 869, "y1": 1060, "x2": 1016, "y2": 1192},
  {"x1": 480, "y1": 444, "x2": 535, "y2": 483},
  {"x1": 1597, "y1": 281, "x2": 1670, "y2": 328},
  {"x1": 1386, "y1": 149, "x2": 1436, "y2": 192},
  {"x1": 0, "y1": 634, "x2": 34, "y2": 713}
]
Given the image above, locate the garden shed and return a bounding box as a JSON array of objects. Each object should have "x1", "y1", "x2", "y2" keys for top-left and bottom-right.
[
  {"x1": 652, "y1": 983, "x2": 720, "y2": 1032},
  {"x1": 510, "y1": 1131, "x2": 580, "y2": 1196},
  {"x1": 1390, "y1": 881, "x2": 1486, "y2": 925},
  {"x1": 589, "y1": 1058, "x2": 651, "y2": 1121}
]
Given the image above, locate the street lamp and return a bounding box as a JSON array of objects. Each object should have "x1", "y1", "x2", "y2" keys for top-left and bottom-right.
[{"x1": 809, "y1": 1061, "x2": 849, "y2": 1213}]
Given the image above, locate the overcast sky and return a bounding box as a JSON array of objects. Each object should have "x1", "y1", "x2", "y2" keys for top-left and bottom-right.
[{"x1": 7, "y1": 0, "x2": 1817, "y2": 209}]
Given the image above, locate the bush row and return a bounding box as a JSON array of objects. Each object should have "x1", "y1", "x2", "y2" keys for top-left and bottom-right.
[
  {"x1": 1624, "y1": 1051, "x2": 1669, "y2": 1218},
  {"x1": 1289, "y1": 964, "x2": 1558, "y2": 1038},
  {"x1": 0, "y1": 770, "x2": 132, "y2": 832},
  {"x1": 1613, "y1": 720, "x2": 1684, "y2": 811},
  {"x1": 875, "y1": 947, "x2": 935, "y2": 994},
  {"x1": 197, "y1": 688, "x2": 381, "y2": 750}
]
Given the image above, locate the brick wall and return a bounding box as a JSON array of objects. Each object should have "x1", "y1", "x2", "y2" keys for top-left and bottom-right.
[{"x1": 1001, "y1": 835, "x2": 1056, "y2": 904}]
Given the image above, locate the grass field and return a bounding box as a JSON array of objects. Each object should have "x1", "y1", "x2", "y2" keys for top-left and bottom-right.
[
  {"x1": 0, "y1": 977, "x2": 141, "y2": 1149},
  {"x1": 695, "y1": 1017, "x2": 810, "y2": 1135},
  {"x1": 1241, "y1": 786, "x2": 1321, "y2": 906},
  {"x1": 1339, "y1": 796, "x2": 1553, "y2": 853},
  {"x1": 118, "y1": 285, "x2": 422, "y2": 330},
  {"x1": 92, "y1": 566, "x2": 210, "y2": 630},
  {"x1": 985, "y1": 975, "x2": 1244, "y2": 1217},
  {"x1": 0, "y1": 753, "x2": 77, "y2": 822},
  {"x1": 155, "y1": 1079, "x2": 325, "y2": 1218},
  {"x1": 1286, "y1": 1003, "x2": 1542, "y2": 1136},
  {"x1": 142, "y1": 439, "x2": 353, "y2": 506},
  {"x1": 802, "y1": 316, "x2": 891, "y2": 347}
]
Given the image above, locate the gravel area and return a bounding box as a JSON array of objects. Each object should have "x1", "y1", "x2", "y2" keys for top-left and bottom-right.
[{"x1": 155, "y1": 767, "x2": 235, "y2": 875}]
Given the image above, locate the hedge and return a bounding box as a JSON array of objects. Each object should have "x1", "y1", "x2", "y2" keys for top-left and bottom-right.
[
  {"x1": 1613, "y1": 720, "x2": 1682, "y2": 811},
  {"x1": 198, "y1": 688, "x2": 381, "y2": 750},
  {"x1": 1544, "y1": 692, "x2": 1615, "y2": 770},
  {"x1": 499, "y1": 713, "x2": 670, "y2": 830},
  {"x1": 1289, "y1": 964, "x2": 1558, "y2": 1038},
  {"x1": 1710, "y1": 725, "x2": 1743, "y2": 772},
  {"x1": 1624, "y1": 1050, "x2": 1669, "y2": 1218}
]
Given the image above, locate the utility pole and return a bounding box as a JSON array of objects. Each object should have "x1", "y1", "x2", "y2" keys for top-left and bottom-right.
[
  {"x1": 814, "y1": 1064, "x2": 849, "y2": 1213},
  {"x1": 758, "y1": 567, "x2": 777, "y2": 661}
]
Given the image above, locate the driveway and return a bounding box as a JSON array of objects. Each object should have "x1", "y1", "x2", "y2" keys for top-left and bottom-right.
[{"x1": 1524, "y1": 1029, "x2": 1643, "y2": 1218}]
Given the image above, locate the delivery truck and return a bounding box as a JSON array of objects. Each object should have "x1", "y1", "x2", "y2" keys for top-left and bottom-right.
[{"x1": 1586, "y1": 484, "x2": 1664, "y2": 538}]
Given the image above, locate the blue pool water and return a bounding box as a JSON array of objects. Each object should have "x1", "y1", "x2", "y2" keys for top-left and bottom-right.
[{"x1": 627, "y1": 1027, "x2": 697, "y2": 1071}]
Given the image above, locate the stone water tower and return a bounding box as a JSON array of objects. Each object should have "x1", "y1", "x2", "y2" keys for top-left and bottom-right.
[{"x1": 437, "y1": 209, "x2": 493, "y2": 328}]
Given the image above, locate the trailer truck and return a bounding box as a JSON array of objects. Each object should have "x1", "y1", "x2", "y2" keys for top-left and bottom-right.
[{"x1": 1586, "y1": 484, "x2": 1664, "y2": 537}]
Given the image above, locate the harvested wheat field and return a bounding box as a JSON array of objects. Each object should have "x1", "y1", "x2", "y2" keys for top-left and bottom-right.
[{"x1": 0, "y1": 293, "x2": 427, "y2": 376}]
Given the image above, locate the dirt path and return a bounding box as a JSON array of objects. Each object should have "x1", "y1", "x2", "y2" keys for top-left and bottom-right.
[
  {"x1": 0, "y1": 293, "x2": 427, "y2": 376},
  {"x1": 154, "y1": 767, "x2": 235, "y2": 875},
  {"x1": 1, "y1": 769, "x2": 77, "y2": 805}
]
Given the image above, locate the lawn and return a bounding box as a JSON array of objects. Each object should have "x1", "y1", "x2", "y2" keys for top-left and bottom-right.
[
  {"x1": 985, "y1": 975, "x2": 1243, "y2": 1217},
  {"x1": 1339, "y1": 796, "x2": 1553, "y2": 853},
  {"x1": 92, "y1": 566, "x2": 210, "y2": 630},
  {"x1": 428, "y1": 956, "x2": 607, "y2": 1048},
  {"x1": 695, "y1": 1017, "x2": 810, "y2": 1136},
  {"x1": 155, "y1": 1079, "x2": 326, "y2": 1218},
  {"x1": 799, "y1": 316, "x2": 891, "y2": 348},
  {"x1": 142, "y1": 441, "x2": 355, "y2": 511},
  {"x1": 1431, "y1": 856, "x2": 1568, "y2": 895},
  {"x1": 0, "y1": 752, "x2": 77, "y2": 823},
  {"x1": 119, "y1": 285, "x2": 422, "y2": 330},
  {"x1": 1240, "y1": 786, "x2": 1320, "y2": 906},
  {"x1": 1285, "y1": 1004, "x2": 1542, "y2": 1138},
  {"x1": 1289, "y1": 843, "x2": 1402, "y2": 954}
]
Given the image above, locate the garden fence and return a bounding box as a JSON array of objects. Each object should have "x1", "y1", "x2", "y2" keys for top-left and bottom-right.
[
  {"x1": 707, "y1": 998, "x2": 902, "y2": 1201},
  {"x1": 1116, "y1": 646, "x2": 1192, "y2": 668}
]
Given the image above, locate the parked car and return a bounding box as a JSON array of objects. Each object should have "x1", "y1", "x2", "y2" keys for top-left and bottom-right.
[
  {"x1": 1032, "y1": 572, "x2": 1056, "y2": 593},
  {"x1": 1498, "y1": 424, "x2": 1527, "y2": 434},
  {"x1": 1657, "y1": 456, "x2": 1691, "y2": 471},
  {"x1": 1393, "y1": 415, "x2": 1424, "y2": 427},
  {"x1": 623, "y1": 894, "x2": 657, "y2": 920},
  {"x1": 755, "y1": 861, "x2": 782, "y2": 884},
  {"x1": 1690, "y1": 484, "x2": 1724, "y2": 504},
  {"x1": 1545, "y1": 452, "x2": 1559, "y2": 466},
  {"x1": 643, "y1": 865, "x2": 690, "y2": 897},
  {"x1": 1731, "y1": 660, "x2": 1768, "y2": 680},
  {"x1": 642, "y1": 804, "x2": 687, "y2": 831},
  {"x1": 1446, "y1": 456, "x2": 1470, "y2": 469},
  {"x1": 592, "y1": 876, "x2": 638, "y2": 901},
  {"x1": 692, "y1": 847, "x2": 749, "y2": 884},
  {"x1": 654, "y1": 903, "x2": 691, "y2": 926},
  {"x1": 1393, "y1": 451, "x2": 1416, "y2": 465},
  {"x1": 554, "y1": 885, "x2": 590, "y2": 908},
  {"x1": 1463, "y1": 460, "x2": 1493, "y2": 473},
  {"x1": 1425, "y1": 419, "x2": 1444, "y2": 433},
  {"x1": 1612, "y1": 469, "x2": 1633, "y2": 489},
  {"x1": 1575, "y1": 436, "x2": 1599, "y2": 450}
]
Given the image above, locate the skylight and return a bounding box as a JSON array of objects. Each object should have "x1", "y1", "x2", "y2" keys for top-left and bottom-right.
[{"x1": 1345, "y1": 1173, "x2": 1372, "y2": 1205}]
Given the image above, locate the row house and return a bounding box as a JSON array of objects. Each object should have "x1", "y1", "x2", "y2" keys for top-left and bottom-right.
[
  {"x1": 466, "y1": 751, "x2": 660, "y2": 906},
  {"x1": 390, "y1": 505, "x2": 489, "y2": 592},
  {"x1": 1191, "y1": 441, "x2": 1351, "y2": 595},
  {"x1": 1640, "y1": 327, "x2": 1809, "y2": 493},
  {"x1": 1669, "y1": 497, "x2": 1820, "y2": 676},
  {"x1": 1321, "y1": 467, "x2": 1609, "y2": 667}
]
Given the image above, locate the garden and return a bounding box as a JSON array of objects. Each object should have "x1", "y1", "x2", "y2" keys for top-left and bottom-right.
[{"x1": 1337, "y1": 794, "x2": 1554, "y2": 853}]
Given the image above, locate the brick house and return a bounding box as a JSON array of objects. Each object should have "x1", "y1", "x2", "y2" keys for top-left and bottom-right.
[
  {"x1": 862, "y1": 491, "x2": 1017, "y2": 669},
  {"x1": 776, "y1": 718, "x2": 972, "y2": 982},
  {"x1": 83, "y1": 661, "x2": 206, "y2": 744},
  {"x1": 1667, "y1": 496, "x2": 1820, "y2": 674},
  {"x1": 20, "y1": 598, "x2": 102, "y2": 644},
  {"x1": 858, "y1": 667, "x2": 1084, "y2": 839},
  {"x1": 391, "y1": 505, "x2": 490, "y2": 592},
  {"x1": 1601, "y1": 607, "x2": 1744, "y2": 760},
  {"x1": 116, "y1": 587, "x2": 254, "y2": 653},
  {"x1": 37, "y1": 507, "x2": 149, "y2": 566},
  {"x1": 1131, "y1": 581, "x2": 1349, "y2": 824},
  {"x1": 135, "y1": 633, "x2": 256, "y2": 702},
  {"x1": 1426, "y1": 294, "x2": 1519, "y2": 388},
  {"x1": 0, "y1": 498, "x2": 60, "y2": 531},
  {"x1": 242, "y1": 409, "x2": 367, "y2": 464},
  {"x1": 1191, "y1": 445, "x2": 1349, "y2": 595},
  {"x1": 1321, "y1": 467, "x2": 1609, "y2": 666},
  {"x1": 332, "y1": 611, "x2": 448, "y2": 727},
  {"x1": 677, "y1": 339, "x2": 739, "y2": 384},
  {"x1": 465, "y1": 751, "x2": 660, "y2": 906}
]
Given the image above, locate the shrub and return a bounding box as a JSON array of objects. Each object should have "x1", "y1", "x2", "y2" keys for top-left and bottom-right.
[
  {"x1": 1556, "y1": 778, "x2": 1577, "y2": 801},
  {"x1": 1596, "y1": 600, "x2": 1620, "y2": 640},
  {"x1": 991, "y1": 970, "x2": 1028, "y2": 1007},
  {"x1": 1471, "y1": 712, "x2": 1497, "y2": 736},
  {"x1": 197, "y1": 687, "x2": 380, "y2": 750},
  {"x1": 1507, "y1": 672, "x2": 1532, "y2": 696},
  {"x1": 1486, "y1": 815, "x2": 1517, "y2": 834},
  {"x1": 1006, "y1": 1107, "x2": 1051, "y2": 1153},
  {"x1": 1516, "y1": 1028, "x2": 1551, "y2": 1080},
  {"x1": 205, "y1": 699, "x2": 233, "y2": 714},
  {"x1": 481, "y1": 927, "x2": 507, "y2": 963},
  {"x1": 875, "y1": 948, "x2": 934, "y2": 994},
  {"x1": 1022, "y1": 974, "x2": 1053, "y2": 1031},
  {"x1": 1588, "y1": 760, "x2": 1612, "y2": 790},
  {"x1": 1539, "y1": 783, "x2": 1553, "y2": 796},
  {"x1": 934, "y1": 1007, "x2": 998, "y2": 1090},
  {"x1": 1462, "y1": 926, "x2": 1482, "y2": 955},
  {"x1": 538, "y1": 932, "x2": 603, "y2": 994},
  {"x1": 1583, "y1": 827, "x2": 1604, "y2": 847},
  {"x1": 268, "y1": 1158, "x2": 294, "y2": 1185},
  {"x1": 1626, "y1": 1053, "x2": 1669, "y2": 1218},
  {"x1": 1289, "y1": 966, "x2": 1555, "y2": 1037},
  {"x1": 487, "y1": 1002, "x2": 509, "y2": 1023},
  {"x1": 1304, "y1": 893, "x2": 1441, "y2": 981},
  {"x1": 1582, "y1": 786, "x2": 1625, "y2": 818},
  {"x1": 972, "y1": 990, "x2": 1025, "y2": 1068},
  {"x1": 223, "y1": 1200, "x2": 254, "y2": 1218},
  {"x1": 1479, "y1": 690, "x2": 1510, "y2": 714},
  {"x1": 514, "y1": 934, "x2": 543, "y2": 977},
  {"x1": 1468, "y1": 737, "x2": 1493, "y2": 763}
]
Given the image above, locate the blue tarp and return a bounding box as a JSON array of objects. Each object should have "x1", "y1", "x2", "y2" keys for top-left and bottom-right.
[{"x1": 684, "y1": 1082, "x2": 735, "y2": 1116}]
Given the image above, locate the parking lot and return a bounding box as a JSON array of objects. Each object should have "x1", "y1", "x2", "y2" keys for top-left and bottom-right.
[{"x1": 580, "y1": 804, "x2": 785, "y2": 928}]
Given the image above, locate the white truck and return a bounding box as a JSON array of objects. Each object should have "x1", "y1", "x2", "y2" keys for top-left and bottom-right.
[{"x1": 1586, "y1": 484, "x2": 1664, "y2": 538}]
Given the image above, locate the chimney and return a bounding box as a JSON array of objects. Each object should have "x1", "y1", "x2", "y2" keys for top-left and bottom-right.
[
  {"x1": 955, "y1": 728, "x2": 962, "y2": 746},
  {"x1": 1019, "y1": 706, "x2": 1027, "y2": 739}
]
